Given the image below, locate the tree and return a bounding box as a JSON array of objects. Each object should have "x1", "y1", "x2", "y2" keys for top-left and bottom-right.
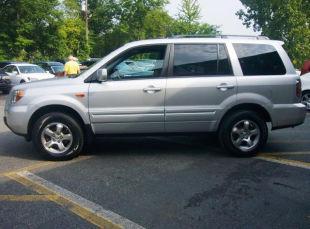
[
  {"x1": 237, "y1": 0, "x2": 310, "y2": 67},
  {"x1": 59, "y1": 0, "x2": 90, "y2": 59},
  {"x1": 173, "y1": 0, "x2": 218, "y2": 35},
  {"x1": 142, "y1": 9, "x2": 174, "y2": 39},
  {"x1": 178, "y1": 0, "x2": 200, "y2": 24}
]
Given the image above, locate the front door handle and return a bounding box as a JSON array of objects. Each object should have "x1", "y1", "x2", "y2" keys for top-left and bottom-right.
[
  {"x1": 216, "y1": 84, "x2": 235, "y2": 91},
  {"x1": 143, "y1": 85, "x2": 162, "y2": 94}
]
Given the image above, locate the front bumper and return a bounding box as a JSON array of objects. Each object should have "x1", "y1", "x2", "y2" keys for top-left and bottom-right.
[
  {"x1": 0, "y1": 82, "x2": 12, "y2": 91},
  {"x1": 4, "y1": 104, "x2": 29, "y2": 136},
  {"x1": 271, "y1": 103, "x2": 307, "y2": 130}
]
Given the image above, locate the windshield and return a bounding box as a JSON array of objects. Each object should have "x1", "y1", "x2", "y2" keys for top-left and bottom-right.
[
  {"x1": 51, "y1": 65, "x2": 64, "y2": 73},
  {"x1": 19, "y1": 65, "x2": 46, "y2": 74}
]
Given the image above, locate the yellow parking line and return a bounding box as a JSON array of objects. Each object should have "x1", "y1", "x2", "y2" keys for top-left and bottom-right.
[
  {"x1": 269, "y1": 140, "x2": 310, "y2": 144},
  {"x1": 256, "y1": 155, "x2": 310, "y2": 170},
  {"x1": 0, "y1": 195, "x2": 54, "y2": 202},
  {"x1": 259, "y1": 152, "x2": 310, "y2": 156},
  {"x1": 6, "y1": 172, "x2": 140, "y2": 229},
  {"x1": 1, "y1": 161, "x2": 54, "y2": 177},
  {"x1": 0, "y1": 155, "x2": 93, "y2": 178},
  {"x1": 6, "y1": 173, "x2": 121, "y2": 229}
]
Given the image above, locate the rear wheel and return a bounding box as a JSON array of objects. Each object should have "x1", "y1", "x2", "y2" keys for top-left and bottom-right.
[
  {"x1": 20, "y1": 80, "x2": 26, "y2": 84},
  {"x1": 32, "y1": 112, "x2": 84, "y2": 160},
  {"x1": 218, "y1": 110, "x2": 268, "y2": 157}
]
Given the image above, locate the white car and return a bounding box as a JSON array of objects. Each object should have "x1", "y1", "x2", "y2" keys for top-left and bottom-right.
[
  {"x1": 301, "y1": 72, "x2": 310, "y2": 109},
  {"x1": 2, "y1": 63, "x2": 54, "y2": 85}
]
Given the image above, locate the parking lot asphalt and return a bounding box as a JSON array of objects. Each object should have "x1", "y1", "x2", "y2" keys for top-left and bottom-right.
[{"x1": 0, "y1": 93, "x2": 309, "y2": 228}]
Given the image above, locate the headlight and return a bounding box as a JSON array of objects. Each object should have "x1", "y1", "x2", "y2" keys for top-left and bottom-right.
[
  {"x1": 2, "y1": 75, "x2": 10, "y2": 80},
  {"x1": 11, "y1": 90, "x2": 25, "y2": 104}
]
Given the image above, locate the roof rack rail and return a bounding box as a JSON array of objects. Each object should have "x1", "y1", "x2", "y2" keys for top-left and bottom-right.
[{"x1": 170, "y1": 34, "x2": 270, "y2": 40}]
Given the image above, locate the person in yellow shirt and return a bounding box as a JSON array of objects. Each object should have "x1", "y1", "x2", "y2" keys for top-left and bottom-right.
[{"x1": 64, "y1": 55, "x2": 80, "y2": 77}]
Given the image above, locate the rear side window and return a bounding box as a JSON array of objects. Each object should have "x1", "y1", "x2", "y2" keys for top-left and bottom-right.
[
  {"x1": 233, "y1": 44, "x2": 286, "y2": 76},
  {"x1": 173, "y1": 44, "x2": 232, "y2": 76}
]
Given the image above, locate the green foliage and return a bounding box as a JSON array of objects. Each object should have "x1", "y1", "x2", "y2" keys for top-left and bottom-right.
[
  {"x1": 237, "y1": 0, "x2": 310, "y2": 67},
  {"x1": 178, "y1": 0, "x2": 200, "y2": 24},
  {"x1": 0, "y1": 0, "x2": 218, "y2": 61}
]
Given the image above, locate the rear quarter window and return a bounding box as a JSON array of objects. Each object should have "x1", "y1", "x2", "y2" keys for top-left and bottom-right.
[{"x1": 233, "y1": 44, "x2": 286, "y2": 76}]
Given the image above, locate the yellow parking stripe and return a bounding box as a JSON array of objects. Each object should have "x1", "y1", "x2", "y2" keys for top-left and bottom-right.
[
  {"x1": 0, "y1": 155, "x2": 93, "y2": 178},
  {"x1": 0, "y1": 161, "x2": 54, "y2": 178},
  {"x1": 259, "y1": 152, "x2": 310, "y2": 156},
  {"x1": 0, "y1": 195, "x2": 53, "y2": 201},
  {"x1": 6, "y1": 173, "x2": 131, "y2": 229},
  {"x1": 256, "y1": 155, "x2": 310, "y2": 170}
]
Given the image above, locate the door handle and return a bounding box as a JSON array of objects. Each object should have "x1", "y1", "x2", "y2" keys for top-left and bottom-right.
[
  {"x1": 143, "y1": 86, "x2": 162, "y2": 94},
  {"x1": 216, "y1": 84, "x2": 235, "y2": 91}
]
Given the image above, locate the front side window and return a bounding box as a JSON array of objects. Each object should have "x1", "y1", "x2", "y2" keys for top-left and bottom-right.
[
  {"x1": 19, "y1": 65, "x2": 45, "y2": 74},
  {"x1": 4, "y1": 65, "x2": 16, "y2": 73},
  {"x1": 233, "y1": 43, "x2": 286, "y2": 76},
  {"x1": 173, "y1": 44, "x2": 232, "y2": 76},
  {"x1": 107, "y1": 45, "x2": 167, "y2": 80}
]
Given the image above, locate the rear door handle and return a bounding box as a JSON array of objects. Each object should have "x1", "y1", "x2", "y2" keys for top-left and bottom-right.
[
  {"x1": 143, "y1": 85, "x2": 162, "y2": 94},
  {"x1": 216, "y1": 84, "x2": 235, "y2": 91}
]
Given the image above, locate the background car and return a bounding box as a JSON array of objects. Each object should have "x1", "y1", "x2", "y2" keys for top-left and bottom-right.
[
  {"x1": 0, "y1": 69, "x2": 12, "y2": 94},
  {"x1": 80, "y1": 58, "x2": 100, "y2": 71},
  {"x1": 300, "y1": 72, "x2": 310, "y2": 110},
  {"x1": 0, "y1": 61, "x2": 28, "y2": 69},
  {"x1": 2, "y1": 63, "x2": 54, "y2": 85},
  {"x1": 36, "y1": 61, "x2": 65, "y2": 77}
]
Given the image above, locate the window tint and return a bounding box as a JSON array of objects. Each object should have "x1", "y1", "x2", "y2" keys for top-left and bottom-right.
[
  {"x1": 107, "y1": 45, "x2": 166, "y2": 80},
  {"x1": 173, "y1": 44, "x2": 232, "y2": 76},
  {"x1": 233, "y1": 44, "x2": 286, "y2": 76}
]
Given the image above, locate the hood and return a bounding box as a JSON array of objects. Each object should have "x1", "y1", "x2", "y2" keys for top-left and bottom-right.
[
  {"x1": 26, "y1": 73, "x2": 54, "y2": 80},
  {"x1": 13, "y1": 77, "x2": 82, "y2": 91}
]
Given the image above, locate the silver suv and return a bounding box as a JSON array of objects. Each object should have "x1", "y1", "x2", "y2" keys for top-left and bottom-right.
[{"x1": 4, "y1": 36, "x2": 307, "y2": 160}]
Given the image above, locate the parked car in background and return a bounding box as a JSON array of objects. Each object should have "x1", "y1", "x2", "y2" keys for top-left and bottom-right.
[
  {"x1": 4, "y1": 36, "x2": 306, "y2": 160},
  {"x1": 0, "y1": 69, "x2": 12, "y2": 94},
  {"x1": 300, "y1": 72, "x2": 310, "y2": 110},
  {"x1": 36, "y1": 61, "x2": 65, "y2": 77},
  {"x1": 2, "y1": 63, "x2": 54, "y2": 85},
  {"x1": 0, "y1": 61, "x2": 28, "y2": 69},
  {"x1": 80, "y1": 58, "x2": 100, "y2": 71}
]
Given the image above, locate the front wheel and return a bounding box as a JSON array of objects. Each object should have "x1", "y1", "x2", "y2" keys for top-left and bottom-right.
[
  {"x1": 218, "y1": 110, "x2": 268, "y2": 157},
  {"x1": 32, "y1": 112, "x2": 84, "y2": 160}
]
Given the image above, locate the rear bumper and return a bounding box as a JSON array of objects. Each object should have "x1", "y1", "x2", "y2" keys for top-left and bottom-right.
[{"x1": 271, "y1": 103, "x2": 307, "y2": 130}]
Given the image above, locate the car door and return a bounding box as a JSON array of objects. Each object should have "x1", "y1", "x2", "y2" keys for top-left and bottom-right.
[
  {"x1": 88, "y1": 44, "x2": 169, "y2": 134},
  {"x1": 165, "y1": 43, "x2": 237, "y2": 132}
]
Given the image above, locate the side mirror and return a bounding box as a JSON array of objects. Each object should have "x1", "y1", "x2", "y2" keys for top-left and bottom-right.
[{"x1": 96, "y1": 68, "x2": 108, "y2": 82}]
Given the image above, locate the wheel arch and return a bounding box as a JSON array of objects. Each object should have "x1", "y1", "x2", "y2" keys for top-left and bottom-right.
[
  {"x1": 27, "y1": 105, "x2": 88, "y2": 140},
  {"x1": 218, "y1": 103, "x2": 272, "y2": 130}
]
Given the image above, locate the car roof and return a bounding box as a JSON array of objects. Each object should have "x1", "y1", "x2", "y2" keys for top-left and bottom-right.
[
  {"x1": 12, "y1": 63, "x2": 39, "y2": 67},
  {"x1": 37, "y1": 61, "x2": 64, "y2": 66},
  {"x1": 123, "y1": 37, "x2": 284, "y2": 48}
]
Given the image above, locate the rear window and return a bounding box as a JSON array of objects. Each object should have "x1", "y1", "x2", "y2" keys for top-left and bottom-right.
[
  {"x1": 173, "y1": 44, "x2": 232, "y2": 76},
  {"x1": 233, "y1": 44, "x2": 286, "y2": 76}
]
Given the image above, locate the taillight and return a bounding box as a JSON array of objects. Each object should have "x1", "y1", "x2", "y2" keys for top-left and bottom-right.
[{"x1": 296, "y1": 79, "x2": 302, "y2": 98}]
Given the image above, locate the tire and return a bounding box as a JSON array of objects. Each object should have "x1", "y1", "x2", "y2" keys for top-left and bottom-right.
[
  {"x1": 218, "y1": 110, "x2": 268, "y2": 157},
  {"x1": 20, "y1": 80, "x2": 25, "y2": 84},
  {"x1": 2, "y1": 89, "x2": 10, "y2": 94},
  {"x1": 32, "y1": 112, "x2": 84, "y2": 160},
  {"x1": 301, "y1": 91, "x2": 310, "y2": 110}
]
